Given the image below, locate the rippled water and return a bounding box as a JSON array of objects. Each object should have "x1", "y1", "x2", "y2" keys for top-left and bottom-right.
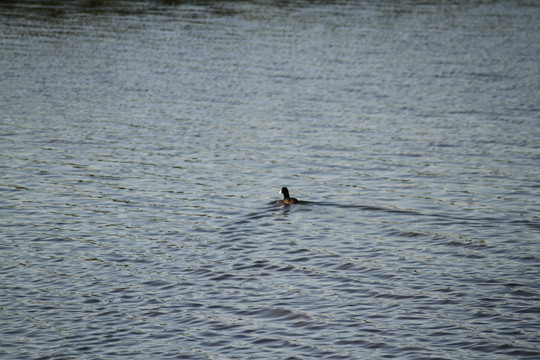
[{"x1": 1, "y1": 1, "x2": 539, "y2": 359}]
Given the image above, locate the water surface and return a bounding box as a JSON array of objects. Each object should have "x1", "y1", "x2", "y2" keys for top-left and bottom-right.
[{"x1": 1, "y1": 1, "x2": 539, "y2": 359}]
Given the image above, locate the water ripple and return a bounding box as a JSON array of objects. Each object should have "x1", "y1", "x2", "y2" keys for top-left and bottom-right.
[{"x1": 1, "y1": 1, "x2": 539, "y2": 359}]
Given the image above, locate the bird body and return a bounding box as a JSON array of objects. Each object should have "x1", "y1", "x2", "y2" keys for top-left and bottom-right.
[{"x1": 279, "y1": 187, "x2": 299, "y2": 204}]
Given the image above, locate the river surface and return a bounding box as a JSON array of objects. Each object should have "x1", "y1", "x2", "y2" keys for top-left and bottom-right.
[{"x1": 1, "y1": 1, "x2": 539, "y2": 359}]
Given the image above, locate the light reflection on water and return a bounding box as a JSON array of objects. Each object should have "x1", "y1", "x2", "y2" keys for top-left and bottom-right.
[{"x1": 1, "y1": 1, "x2": 539, "y2": 359}]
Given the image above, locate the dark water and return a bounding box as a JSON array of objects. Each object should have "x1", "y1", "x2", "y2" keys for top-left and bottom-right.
[{"x1": 1, "y1": 1, "x2": 539, "y2": 359}]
